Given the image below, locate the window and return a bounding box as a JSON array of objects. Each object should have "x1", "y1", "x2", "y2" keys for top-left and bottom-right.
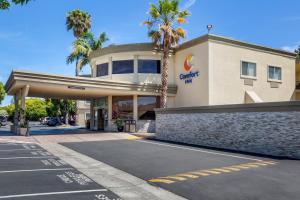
[
  {"x1": 241, "y1": 61, "x2": 257, "y2": 78},
  {"x1": 96, "y1": 63, "x2": 109, "y2": 77},
  {"x1": 85, "y1": 112, "x2": 91, "y2": 121},
  {"x1": 138, "y1": 60, "x2": 161, "y2": 73},
  {"x1": 268, "y1": 66, "x2": 282, "y2": 81},
  {"x1": 112, "y1": 60, "x2": 134, "y2": 74},
  {"x1": 85, "y1": 101, "x2": 90, "y2": 105},
  {"x1": 138, "y1": 96, "x2": 160, "y2": 120},
  {"x1": 112, "y1": 96, "x2": 133, "y2": 119}
]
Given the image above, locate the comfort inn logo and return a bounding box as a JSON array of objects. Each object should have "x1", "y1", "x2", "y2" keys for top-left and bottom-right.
[{"x1": 179, "y1": 54, "x2": 200, "y2": 84}]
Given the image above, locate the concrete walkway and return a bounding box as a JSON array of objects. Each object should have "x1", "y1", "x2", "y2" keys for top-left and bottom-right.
[{"x1": 0, "y1": 133, "x2": 186, "y2": 200}]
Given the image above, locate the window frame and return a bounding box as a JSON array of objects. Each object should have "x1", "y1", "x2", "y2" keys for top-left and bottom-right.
[
  {"x1": 240, "y1": 60, "x2": 257, "y2": 80},
  {"x1": 138, "y1": 59, "x2": 161, "y2": 74},
  {"x1": 96, "y1": 63, "x2": 109, "y2": 77},
  {"x1": 267, "y1": 65, "x2": 282, "y2": 83},
  {"x1": 112, "y1": 60, "x2": 134, "y2": 74},
  {"x1": 112, "y1": 96, "x2": 134, "y2": 120},
  {"x1": 85, "y1": 112, "x2": 91, "y2": 121}
]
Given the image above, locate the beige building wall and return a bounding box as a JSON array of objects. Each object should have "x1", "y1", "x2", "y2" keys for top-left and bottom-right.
[
  {"x1": 209, "y1": 40, "x2": 295, "y2": 105},
  {"x1": 173, "y1": 42, "x2": 209, "y2": 107},
  {"x1": 91, "y1": 51, "x2": 175, "y2": 85}
]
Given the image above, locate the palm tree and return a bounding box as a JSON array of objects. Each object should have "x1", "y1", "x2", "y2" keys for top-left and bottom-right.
[
  {"x1": 144, "y1": 0, "x2": 190, "y2": 108},
  {"x1": 66, "y1": 9, "x2": 91, "y2": 39},
  {"x1": 67, "y1": 32, "x2": 109, "y2": 75},
  {"x1": 66, "y1": 9, "x2": 92, "y2": 76},
  {"x1": 295, "y1": 46, "x2": 300, "y2": 59},
  {"x1": 0, "y1": 0, "x2": 32, "y2": 9}
]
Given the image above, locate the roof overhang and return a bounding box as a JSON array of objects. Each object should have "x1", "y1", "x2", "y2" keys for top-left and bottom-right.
[{"x1": 5, "y1": 70, "x2": 177, "y2": 100}]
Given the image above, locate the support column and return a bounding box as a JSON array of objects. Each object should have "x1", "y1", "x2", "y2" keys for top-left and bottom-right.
[
  {"x1": 133, "y1": 95, "x2": 138, "y2": 121},
  {"x1": 107, "y1": 95, "x2": 113, "y2": 131},
  {"x1": 108, "y1": 57, "x2": 113, "y2": 80},
  {"x1": 90, "y1": 100, "x2": 95, "y2": 130},
  {"x1": 133, "y1": 55, "x2": 138, "y2": 83},
  {"x1": 20, "y1": 85, "x2": 30, "y2": 126},
  {"x1": 13, "y1": 95, "x2": 19, "y2": 128}
]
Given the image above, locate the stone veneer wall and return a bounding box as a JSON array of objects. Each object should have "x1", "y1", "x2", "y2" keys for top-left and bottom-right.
[{"x1": 155, "y1": 102, "x2": 300, "y2": 159}]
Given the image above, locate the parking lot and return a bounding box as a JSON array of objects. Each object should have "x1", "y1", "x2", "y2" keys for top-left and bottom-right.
[
  {"x1": 63, "y1": 138, "x2": 300, "y2": 200},
  {"x1": 0, "y1": 141, "x2": 121, "y2": 200}
]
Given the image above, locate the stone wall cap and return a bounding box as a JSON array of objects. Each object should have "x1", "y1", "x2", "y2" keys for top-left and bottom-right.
[{"x1": 155, "y1": 101, "x2": 300, "y2": 114}]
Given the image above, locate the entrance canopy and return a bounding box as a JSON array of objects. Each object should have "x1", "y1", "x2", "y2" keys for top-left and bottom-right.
[{"x1": 5, "y1": 70, "x2": 177, "y2": 100}]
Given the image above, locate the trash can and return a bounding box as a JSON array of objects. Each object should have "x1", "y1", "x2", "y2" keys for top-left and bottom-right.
[{"x1": 124, "y1": 120, "x2": 136, "y2": 133}]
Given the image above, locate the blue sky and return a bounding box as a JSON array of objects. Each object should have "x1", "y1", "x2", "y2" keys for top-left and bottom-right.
[{"x1": 1, "y1": 0, "x2": 300, "y2": 106}]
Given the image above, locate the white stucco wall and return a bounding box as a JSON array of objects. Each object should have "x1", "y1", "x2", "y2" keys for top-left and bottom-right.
[
  {"x1": 209, "y1": 40, "x2": 296, "y2": 105},
  {"x1": 173, "y1": 42, "x2": 209, "y2": 107}
]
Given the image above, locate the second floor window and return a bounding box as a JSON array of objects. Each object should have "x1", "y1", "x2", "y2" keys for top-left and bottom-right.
[
  {"x1": 112, "y1": 60, "x2": 134, "y2": 74},
  {"x1": 96, "y1": 63, "x2": 108, "y2": 77},
  {"x1": 138, "y1": 60, "x2": 161, "y2": 73},
  {"x1": 241, "y1": 61, "x2": 256, "y2": 78},
  {"x1": 268, "y1": 66, "x2": 282, "y2": 81}
]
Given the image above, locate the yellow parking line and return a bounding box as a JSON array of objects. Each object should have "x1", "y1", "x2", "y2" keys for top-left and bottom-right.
[
  {"x1": 200, "y1": 170, "x2": 222, "y2": 174},
  {"x1": 190, "y1": 171, "x2": 210, "y2": 176},
  {"x1": 148, "y1": 178, "x2": 175, "y2": 184},
  {"x1": 177, "y1": 173, "x2": 199, "y2": 178},
  {"x1": 162, "y1": 176, "x2": 187, "y2": 181},
  {"x1": 211, "y1": 168, "x2": 232, "y2": 173},
  {"x1": 148, "y1": 161, "x2": 278, "y2": 184},
  {"x1": 126, "y1": 136, "x2": 142, "y2": 140},
  {"x1": 222, "y1": 167, "x2": 241, "y2": 171}
]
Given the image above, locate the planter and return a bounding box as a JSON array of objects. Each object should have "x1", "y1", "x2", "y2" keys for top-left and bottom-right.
[
  {"x1": 18, "y1": 127, "x2": 28, "y2": 136},
  {"x1": 117, "y1": 126, "x2": 124, "y2": 132}
]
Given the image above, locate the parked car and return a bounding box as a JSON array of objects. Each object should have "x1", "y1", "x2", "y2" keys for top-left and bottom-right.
[
  {"x1": 0, "y1": 116, "x2": 8, "y2": 127},
  {"x1": 46, "y1": 117, "x2": 61, "y2": 127},
  {"x1": 40, "y1": 117, "x2": 50, "y2": 125}
]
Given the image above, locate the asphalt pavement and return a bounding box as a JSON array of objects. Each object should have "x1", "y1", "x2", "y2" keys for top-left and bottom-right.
[
  {"x1": 62, "y1": 138, "x2": 300, "y2": 200},
  {"x1": 0, "y1": 141, "x2": 121, "y2": 200}
]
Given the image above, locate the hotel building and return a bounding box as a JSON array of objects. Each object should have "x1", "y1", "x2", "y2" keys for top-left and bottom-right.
[{"x1": 5, "y1": 34, "x2": 299, "y2": 132}]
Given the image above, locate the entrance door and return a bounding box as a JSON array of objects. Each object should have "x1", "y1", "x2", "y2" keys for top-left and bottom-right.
[{"x1": 97, "y1": 109, "x2": 105, "y2": 130}]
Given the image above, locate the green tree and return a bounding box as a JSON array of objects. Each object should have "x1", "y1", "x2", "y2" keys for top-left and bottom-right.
[
  {"x1": 144, "y1": 0, "x2": 190, "y2": 108},
  {"x1": 295, "y1": 46, "x2": 300, "y2": 59},
  {"x1": 66, "y1": 10, "x2": 91, "y2": 38},
  {"x1": 66, "y1": 9, "x2": 92, "y2": 76},
  {"x1": 0, "y1": 82, "x2": 5, "y2": 105},
  {"x1": 24, "y1": 98, "x2": 47, "y2": 121},
  {"x1": 67, "y1": 32, "x2": 108, "y2": 75},
  {"x1": 46, "y1": 99, "x2": 76, "y2": 124},
  {"x1": 0, "y1": 0, "x2": 32, "y2": 10}
]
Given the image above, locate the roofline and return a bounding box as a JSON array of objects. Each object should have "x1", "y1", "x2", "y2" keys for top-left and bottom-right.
[
  {"x1": 177, "y1": 34, "x2": 297, "y2": 58},
  {"x1": 5, "y1": 70, "x2": 177, "y2": 95},
  {"x1": 89, "y1": 34, "x2": 296, "y2": 60},
  {"x1": 89, "y1": 43, "x2": 154, "y2": 59}
]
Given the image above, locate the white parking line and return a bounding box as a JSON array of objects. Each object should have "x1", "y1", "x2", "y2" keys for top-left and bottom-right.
[
  {"x1": 0, "y1": 189, "x2": 108, "y2": 199},
  {"x1": 0, "y1": 168, "x2": 74, "y2": 174},
  {"x1": 135, "y1": 140, "x2": 263, "y2": 162},
  {"x1": 0, "y1": 156, "x2": 55, "y2": 160},
  {"x1": 0, "y1": 149, "x2": 43, "y2": 152}
]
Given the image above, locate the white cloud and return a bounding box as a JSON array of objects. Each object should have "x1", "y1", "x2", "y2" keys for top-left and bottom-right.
[
  {"x1": 184, "y1": 0, "x2": 196, "y2": 9},
  {"x1": 281, "y1": 42, "x2": 300, "y2": 52}
]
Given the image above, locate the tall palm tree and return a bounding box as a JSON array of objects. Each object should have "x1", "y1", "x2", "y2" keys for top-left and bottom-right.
[
  {"x1": 295, "y1": 46, "x2": 300, "y2": 59},
  {"x1": 66, "y1": 32, "x2": 109, "y2": 75},
  {"x1": 0, "y1": 0, "x2": 32, "y2": 9},
  {"x1": 66, "y1": 9, "x2": 92, "y2": 76},
  {"x1": 66, "y1": 9, "x2": 91, "y2": 38},
  {"x1": 144, "y1": 0, "x2": 190, "y2": 108}
]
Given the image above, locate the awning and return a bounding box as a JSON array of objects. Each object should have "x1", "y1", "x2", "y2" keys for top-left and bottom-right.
[{"x1": 5, "y1": 70, "x2": 177, "y2": 100}]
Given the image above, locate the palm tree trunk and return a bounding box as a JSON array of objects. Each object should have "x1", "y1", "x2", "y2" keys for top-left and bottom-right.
[{"x1": 160, "y1": 37, "x2": 170, "y2": 108}]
